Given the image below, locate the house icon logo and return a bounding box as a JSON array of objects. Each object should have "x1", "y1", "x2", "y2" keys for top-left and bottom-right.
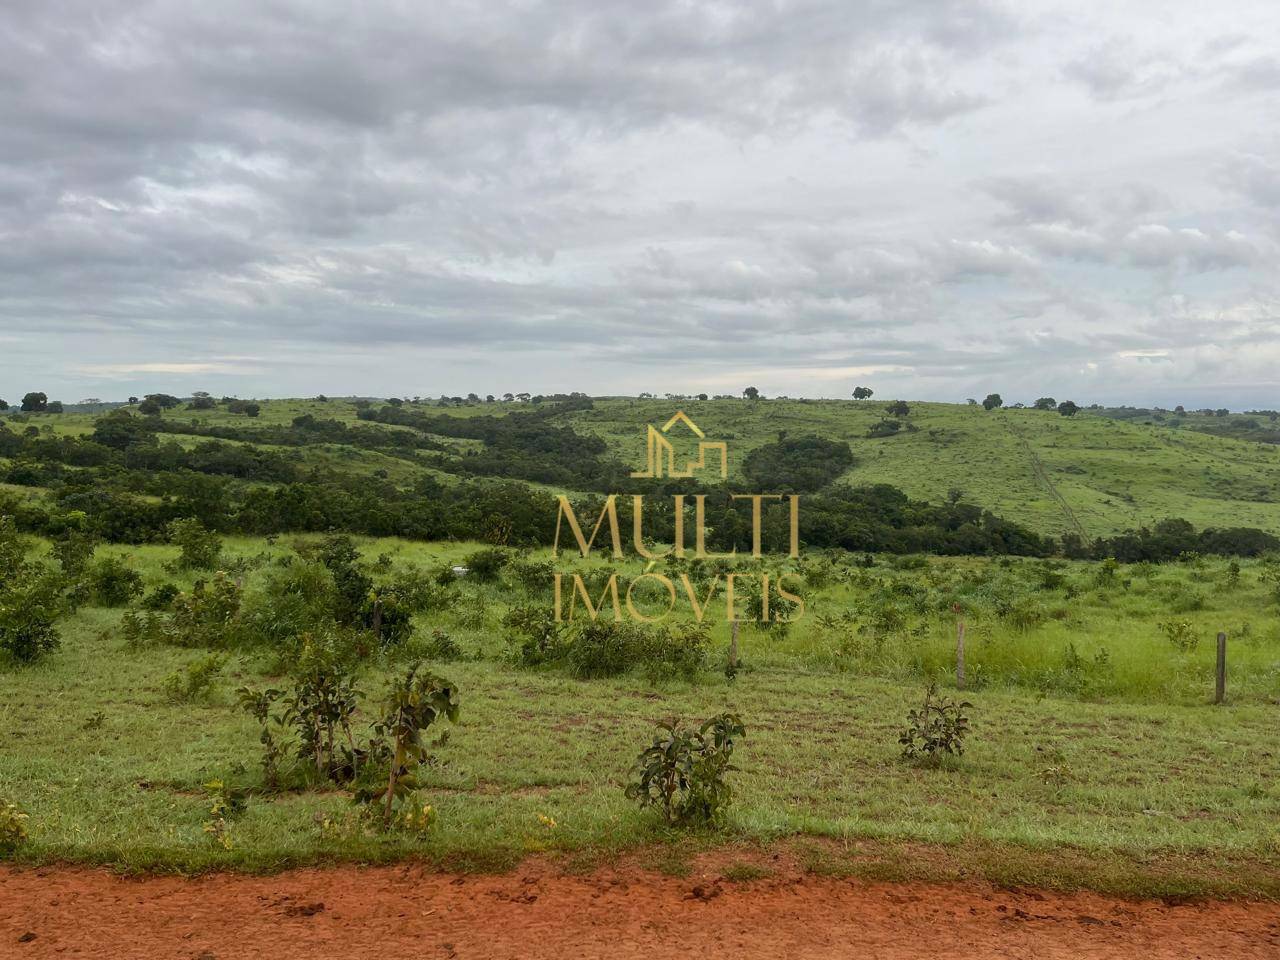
[{"x1": 630, "y1": 411, "x2": 728, "y2": 479}]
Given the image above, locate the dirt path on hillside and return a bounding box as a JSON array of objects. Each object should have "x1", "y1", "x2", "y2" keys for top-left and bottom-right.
[{"x1": 3, "y1": 859, "x2": 1278, "y2": 960}]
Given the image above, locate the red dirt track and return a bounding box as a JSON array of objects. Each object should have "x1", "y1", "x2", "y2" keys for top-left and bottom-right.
[{"x1": 3, "y1": 861, "x2": 1278, "y2": 959}]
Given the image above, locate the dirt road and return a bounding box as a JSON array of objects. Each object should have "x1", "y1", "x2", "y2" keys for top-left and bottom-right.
[{"x1": 3, "y1": 859, "x2": 1278, "y2": 959}]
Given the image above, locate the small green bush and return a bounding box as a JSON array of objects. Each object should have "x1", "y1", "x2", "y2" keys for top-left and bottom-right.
[
  {"x1": 417, "y1": 628, "x2": 462, "y2": 661},
  {"x1": 141, "y1": 582, "x2": 181, "y2": 611},
  {"x1": 87, "y1": 556, "x2": 144, "y2": 607},
  {"x1": 167, "y1": 518, "x2": 223, "y2": 571},
  {"x1": 899, "y1": 683, "x2": 971, "y2": 762},
  {"x1": 1159, "y1": 618, "x2": 1199, "y2": 651},
  {"x1": 161, "y1": 653, "x2": 227, "y2": 702},
  {"x1": 461, "y1": 547, "x2": 510, "y2": 583},
  {"x1": 625, "y1": 713, "x2": 746, "y2": 826}
]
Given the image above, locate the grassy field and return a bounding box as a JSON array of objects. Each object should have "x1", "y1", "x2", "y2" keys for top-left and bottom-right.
[
  {"x1": 9, "y1": 396, "x2": 1280, "y2": 539},
  {"x1": 2, "y1": 536, "x2": 1278, "y2": 895},
  {"x1": 566, "y1": 399, "x2": 1280, "y2": 539}
]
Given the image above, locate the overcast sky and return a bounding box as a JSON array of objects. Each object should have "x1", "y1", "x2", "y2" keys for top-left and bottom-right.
[{"x1": 2, "y1": 1, "x2": 1278, "y2": 407}]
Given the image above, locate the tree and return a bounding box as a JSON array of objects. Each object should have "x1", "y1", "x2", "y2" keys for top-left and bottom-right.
[
  {"x1": 853, "y1": 386, "x2": 874, "y2": 400},
  {"x1": 1033, "y1": 397, "x2": 1056, "y2": 411},
  {"x1": 144, "y1": 393, "x2": 182, "y2": 409},
  {"x1": 0, "y1": 399, "x2": 8, "y2": 411},
  {"x1": 697, "y1": 393, "x2": 708, "y2": 401},
  {"x1": 982, "y1": 393, "x2": 1003, "y2": 411},
  {"x1": 20, "y1": 392, "x2": 47, "y2": 412},
  {"x1": 189, "y1": 396, "x2": 216, "y2": 410},
  {"x1": 46, "y1": 401, "x2": 64, "y2": 413},
  {"x1": 127, "y1": 396, "x2": 139, "y2": 404},
  {"x1": 743, "y1": 386, "x2": 760, "y2": 400},
  {"x1": 138, "y1": 399, "x2": 161, "y2": 415},
  {"x1": 1057, "y1": 400, "x2": 1080, "y2": 417},
  {"x1": 92, "y1": 411, "x2": 157, "y2": 450},
  {"x1": 885, "y1": 400, "x2": 910, "y2": 417}
]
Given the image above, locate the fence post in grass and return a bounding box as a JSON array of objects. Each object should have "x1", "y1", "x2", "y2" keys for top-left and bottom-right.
[
  {"x1": 954, "y1": 605, "x2": 966, "y2": 690},
  {"x1": 729, "y1": 620, "x2": 739, "y2": 673},
  {"x1": 1214, "y1": 631, "x2": 1227, "y2": 705}
]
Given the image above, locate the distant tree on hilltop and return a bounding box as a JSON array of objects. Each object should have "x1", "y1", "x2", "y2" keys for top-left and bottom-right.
[
  {"x1": 852, "y1": 386, "x2": 874, "y2": 400},
  {"x1": 982, "y1": 393, "x2": 1003, "y2": 411}
]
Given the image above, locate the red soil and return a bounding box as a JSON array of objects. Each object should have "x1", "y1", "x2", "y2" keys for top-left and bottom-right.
[{"x1": 2, "y1": 858, "x2": 1278, "y2": 959}]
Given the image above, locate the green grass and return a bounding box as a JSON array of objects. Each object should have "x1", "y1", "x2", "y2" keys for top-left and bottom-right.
[{"x1": 2, "y1": 537, "x2": 1278, "y2": 896}]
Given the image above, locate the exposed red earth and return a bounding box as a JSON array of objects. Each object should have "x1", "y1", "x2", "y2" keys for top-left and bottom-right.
[{"x1": 3, "y1": 854, "x2": 1278, "y2": 960}]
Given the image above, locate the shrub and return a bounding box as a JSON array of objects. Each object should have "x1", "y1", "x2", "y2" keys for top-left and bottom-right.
[
  {"x1": 284, "y1": 631, "x2": 364, "y2": 783},
  {"x1": 202, "y1": 779, "x2": 247, "y2": 850},
  {"x1": 127, "y1": 573, "x2": 245, "y2": 648},
  {"x1": 161, "y1": 653, "x2": 227, "y2": 702},
  {"x1": 168, "y1": 518, "x2": 223, "y2": 571},
  {"x1": 461, "y1": 547, "x2": 510, "y2": 583},
  {"x1": 87, "y1": 556, "x2": 144, "y2": 607},
  {"x1": 367, "y1": 663, "x2": 460, "y2": 823},
  {"x1": 0, "y1": 516, "x2": 66, "y2": 662},
  {"x1": 507, "y1": 555, "x2": 555, "y2": 593},
  {"x1": 504, "y1": 603, "x2": 567, "y2": 666},
  {"x1": 389, "y1": 566, "x2": 455, "y2": 612},
  {"x1": 625, "y1": 713, "x2": 746, "y2": 826},
  {"x1": 1159, "y1": 618, "x2": 1199, "y2": 651},
  {"x1": 238, "y1": 559, "x2": 336, "y2": 650},
  {"x1": 141, "y1": 582, "x2": 181, "y2": 611},
  {"x1": 899, "y1": 683, "x2": 971, "y2": 762},
  {"x1": 565, "y1": 620, "x2": 649, "y2": 678},
  {"x1": 0, "y1": 800, "x2": 29, "y2": 854},
  {"x1": 51, "y1": 530, "x2": 96, "y2": 577},
  {"x1": 637, "y1": 621, "x2": 709, "y2": 681},
  {"x1": 506, "y1": 611, "x2": 707, "y2": 681},
  {"x1": 418, "y1": 628, "x2": 462, "y2": 661}
]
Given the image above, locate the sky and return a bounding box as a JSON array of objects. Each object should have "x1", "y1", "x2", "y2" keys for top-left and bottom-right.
[{"x1": 1, "y1": 0, "x2": 1279, "y2": 408}]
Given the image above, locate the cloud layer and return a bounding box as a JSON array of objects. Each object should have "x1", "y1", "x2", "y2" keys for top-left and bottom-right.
[{"x1": 2, "y1": 0, "x2": 1279, "y2": 406}]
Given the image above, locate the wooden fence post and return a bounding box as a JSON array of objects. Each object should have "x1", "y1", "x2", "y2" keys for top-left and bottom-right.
[
  {"x1": 729, "y1": 620, "x2": 739, "y2": 672},
  {"x1": 1215, "y1": 631, "x2": 1227, "y2": 705},
  {"x1": 956, "y1": 618, "x2": 966, "y2": 691}
]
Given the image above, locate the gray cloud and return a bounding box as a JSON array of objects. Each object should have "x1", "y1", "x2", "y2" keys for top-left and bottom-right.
[{"x1": 0, "y1": 0, "x2": 1278, "y2": 408}]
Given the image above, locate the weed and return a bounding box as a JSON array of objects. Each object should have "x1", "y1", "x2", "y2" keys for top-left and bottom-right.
[{"x1": 0, "y1": 800, "x2": 29, "y2": 854}]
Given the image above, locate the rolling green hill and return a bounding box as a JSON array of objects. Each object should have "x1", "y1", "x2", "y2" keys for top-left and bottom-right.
[
  {"x1": 563, "y1": 399, "x2": 1280, "y2": 538},
  {"x1": 5, "y1": 395, "x2": 1278, "y2": 540}
]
